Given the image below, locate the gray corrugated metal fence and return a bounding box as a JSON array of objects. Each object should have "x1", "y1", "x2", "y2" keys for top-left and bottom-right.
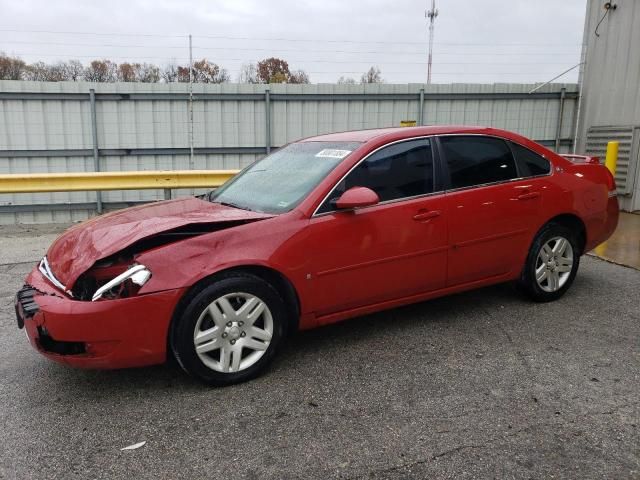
[{"x1": 0, "y1": 80, "x2": 578, "y2": 224}]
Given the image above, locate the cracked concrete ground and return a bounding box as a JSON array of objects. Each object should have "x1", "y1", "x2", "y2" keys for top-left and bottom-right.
[{"x1": 0, "y1": 224, "x2": 638, "y2": 479}]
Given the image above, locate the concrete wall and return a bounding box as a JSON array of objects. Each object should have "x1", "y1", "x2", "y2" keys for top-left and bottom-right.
[
  {"x1": 578, "y1": 0, "x2": 640, "y2": 211},
  {"x1": 0, "y1": 81, "x2": 578, "y2": 224}
]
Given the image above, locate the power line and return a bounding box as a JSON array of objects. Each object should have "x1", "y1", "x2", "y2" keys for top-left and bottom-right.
[
  {"x1": 303, "y1": 72, "x2": 580, "y2": 76},
  {"x1": 2, "y1": 43, "x2": 579, "y2": 57},
  {"x1": 8, "y1": 51, "x2": 580, "y2": 62},
  {"x1": 5, "y1": 51, "x2": 579, "y2": 66},
  {"x1": 0, "y1": 27, "x2": 582, "y2": 47},
  {"x1": 0, "y1": 40, "x2": 189, "y2": 49},
  {"x1": 0, "y1": 28, "x2": 186, "y2": 38},
  {"x1": 0, "y1": 39, "x2": 582, "y2": 55},
  {"x1": 7, "y1": 53, "x2": 191, "y2": 61}
]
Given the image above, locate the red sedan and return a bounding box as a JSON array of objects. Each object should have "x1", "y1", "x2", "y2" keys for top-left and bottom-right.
[{"x1": 15, "y1": 126, "x2": 619, "y2": 385}]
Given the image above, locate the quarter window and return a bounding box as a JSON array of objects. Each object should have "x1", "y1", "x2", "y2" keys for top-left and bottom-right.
[
  {"x1": 317, "y1": 138, "x2": 434, "y2": 213},
  {"x1": 440, "y1": 136, "x2": 518, "y2": 189},
  {"x1": 510, "y1": 142, "x2": 551, "y2": 176}
]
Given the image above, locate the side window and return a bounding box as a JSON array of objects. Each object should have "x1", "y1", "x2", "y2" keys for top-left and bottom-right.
[
  {"x1": 510, "y1": 142, "x2": 551, "y2": 177},
  {"x1": 317, "y1": 138, "x2": 434, "y2": 213},
  {"x1": 440, "y1": 136, "x2": 518, "y2": 189}
]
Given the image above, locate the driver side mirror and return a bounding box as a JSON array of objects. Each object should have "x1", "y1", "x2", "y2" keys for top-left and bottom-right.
[{"x1": 334, "y1": 186, "x2": 380, "y2": 210}]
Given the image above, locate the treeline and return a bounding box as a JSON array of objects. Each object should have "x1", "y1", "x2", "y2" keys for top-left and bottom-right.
[{"x1": 0, "y1": 53, "x2": 384, "y2": 84}]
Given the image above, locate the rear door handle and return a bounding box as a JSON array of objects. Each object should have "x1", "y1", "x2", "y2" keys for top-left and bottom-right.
[
  {"x1": 413, "y1": 210, "x2": 441, "y2": 221},
  {"x1": 517, "y1": 192, "x2": 541, "y2": 201}
]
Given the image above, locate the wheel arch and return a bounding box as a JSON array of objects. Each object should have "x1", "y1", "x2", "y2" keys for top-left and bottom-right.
[
  {"x1": 540, "y1": 213, "x2": 587, "y2": 254},
  {"x1": 168, "y1": 264, "x2": 301, "y2": 352}
]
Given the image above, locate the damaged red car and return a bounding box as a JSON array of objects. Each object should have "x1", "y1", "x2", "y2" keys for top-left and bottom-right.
[{"x1": 15, "y1": 126, "x2": 619, "y2": 385}]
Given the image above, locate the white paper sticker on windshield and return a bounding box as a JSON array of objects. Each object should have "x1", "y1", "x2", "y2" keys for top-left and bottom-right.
[{"x1": 315, "y1": 149, "x2": 351, "y2": 159}]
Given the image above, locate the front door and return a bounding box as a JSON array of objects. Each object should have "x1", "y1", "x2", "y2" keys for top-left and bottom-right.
[{"x1": 305, "y1": 138, "x2": 448, "y2": 316}]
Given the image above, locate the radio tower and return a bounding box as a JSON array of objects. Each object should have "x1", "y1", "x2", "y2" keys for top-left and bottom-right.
[{"x1": 426, "y1": 0, "x2": 438, "y2": 84}]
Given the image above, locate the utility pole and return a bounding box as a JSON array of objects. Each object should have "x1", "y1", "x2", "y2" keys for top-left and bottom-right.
[
  {"x1": 426, "y1": 0, "x2": 438, "y2": 84},
  {"x1": 188, "y1": 34, "x2": 194, "y2": 168}
]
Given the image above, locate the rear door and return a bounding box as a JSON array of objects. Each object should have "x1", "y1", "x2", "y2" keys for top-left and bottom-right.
[
  {"x1": 305, "y1": 138, "x2": 448, "y2": 316},
  {"x1": 438, "y1": 135, "x2": 545, "y2": 286}
]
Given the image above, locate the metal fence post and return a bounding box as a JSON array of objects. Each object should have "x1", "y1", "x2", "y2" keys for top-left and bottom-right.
[
  {"x1": 89, "y1": 88, "x2": 103, "y2": 214},
  {"x1": 418, "y1": 88, "x2": 425, "y2": 126},
  {"x1": 265, "y1": 88, "x2": 271, "y2": 154},
  {"x1": 554, "y1": 87, "x2": 566, "y2": 152}
]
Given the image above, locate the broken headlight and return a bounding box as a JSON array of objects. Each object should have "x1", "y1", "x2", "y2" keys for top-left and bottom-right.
[{"x1": 91, "y1": 264, "x2": 152, "y2": 301}]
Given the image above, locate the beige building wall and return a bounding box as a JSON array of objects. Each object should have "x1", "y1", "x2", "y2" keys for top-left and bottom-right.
[{"x1": 578, "y1": 0, "x2": 640, "y2": 211}]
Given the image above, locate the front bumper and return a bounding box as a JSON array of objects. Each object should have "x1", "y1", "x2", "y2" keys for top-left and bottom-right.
[{"x1": 15, "y1": 266, "x2": 186, "y2": 369}]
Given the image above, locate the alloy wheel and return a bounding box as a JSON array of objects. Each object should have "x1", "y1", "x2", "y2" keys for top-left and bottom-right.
[
  {"x1": 535, "y1": 236, "x2": 574, "y2": 292},
  {"x1": 193, "y1": 292, "x2": 274, "y2": 373}
]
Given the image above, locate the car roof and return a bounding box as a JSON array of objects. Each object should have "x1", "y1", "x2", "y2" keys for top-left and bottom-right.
[{"x1": 300, "y1": 125, "x2": 527, "y2": 144}]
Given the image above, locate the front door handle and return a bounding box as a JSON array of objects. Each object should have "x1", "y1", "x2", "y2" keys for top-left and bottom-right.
[
  {"x1": 517, "y1": 192, "x2": 541, "y2": 201},
  {"x1": 413, "y1": 210, "x2": 441, "y2": 221}
]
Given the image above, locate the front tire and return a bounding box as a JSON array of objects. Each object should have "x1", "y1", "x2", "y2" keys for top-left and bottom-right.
[
  {"x1": 518, "y1": 223, "x2": 580, "y2": 302},
  {"x1": 171, "y1": 273, "x2": 286, "y2": 386}
]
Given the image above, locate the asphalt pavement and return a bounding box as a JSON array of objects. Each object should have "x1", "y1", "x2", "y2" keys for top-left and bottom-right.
[{"x1": 0, "y1": 224, "x2": 638, "y2": 479}]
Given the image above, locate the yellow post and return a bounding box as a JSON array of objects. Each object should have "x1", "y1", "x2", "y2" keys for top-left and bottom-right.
[
  {"x1": 595, "y1": 140, "x2": 618, "y2": 258},
  {"x1": 605, "y1": 141, "x2": 618, "y2": 176}
]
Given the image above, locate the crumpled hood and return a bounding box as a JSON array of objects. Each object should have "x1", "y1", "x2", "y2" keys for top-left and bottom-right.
[{"x1": 46, "y1": 197, "x2": 274, "y2": 288}]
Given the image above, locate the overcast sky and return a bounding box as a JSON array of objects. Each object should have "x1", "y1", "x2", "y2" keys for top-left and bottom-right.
[{"x1": 0, "y1": 0, "x2": 586, "y2": 84}]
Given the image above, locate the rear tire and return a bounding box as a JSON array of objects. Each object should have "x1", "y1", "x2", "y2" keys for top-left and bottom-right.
[
  {"x1": 517, "y1": 223, "x2": 580, "y2": 302},
  {"x1": 170, "y1": 273, "x2": 286, "y2": 386}
]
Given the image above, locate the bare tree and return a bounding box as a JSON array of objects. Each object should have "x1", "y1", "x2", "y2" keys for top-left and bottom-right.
[
  {"x1": 62, "y1": 60, "x2": 84, "y2": 81},
  {"x1": 117, "y1": 62, "x2": 137, "y2": 82},
  {"x1": 1, "y1": 54, "x2": 229, "y2": 84},
  {"x1": 49, "y1": 63, "x2": 70, "y2": 81},
  {"x1": 216, "y1": 68, "x2": 231, "y2": 83},
  {"x1": 137, "y1": 63, "x2": 160, "y2": 83},
  {"x1": 337, "y1": 76, "x2": 356, "y2": 84},
  {"x1": 191, "y1": 59, "x2": 229, "y2": 83},
  {"x1": 167, "y1": 59, "x2": 228, "y2": 83},
  {"x1": 238, "y1": 63, "x2": 259, "y2": 83},
  {"x1": 23, "y1": 61, "x2": 83, "y2": 82},
  {"x1": 361, "y1": 66, "x2": 383, "y2": 84},
  {"x1": 84, "y1": 59, "x2": 118, "y2": 82},
  {"x1": 161, "y1": 63, "x2": 180, "y2": 83},
  {"x1": 23, "y1": 62, "x2": 51, "y2": 81},
  {"x1": 4, "y1": 55, "x2": 84, "y2": 81},
  {"x1": 116, "y1": 63, "x2": 159, "y2": 82},
  {"x1": 24, "y1": 61, "x2": 75, "y2": 81},
  {"x1": 0, "y1": 53, "x2": 27, "y2": 80},
  {"x1": 289, "y1": 69, "x2": 310, "y2": 84}
]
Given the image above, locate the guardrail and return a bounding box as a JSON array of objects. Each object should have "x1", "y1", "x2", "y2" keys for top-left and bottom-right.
[{"x1": 0, "y1": 170, "x2": 238, "y2": 193}]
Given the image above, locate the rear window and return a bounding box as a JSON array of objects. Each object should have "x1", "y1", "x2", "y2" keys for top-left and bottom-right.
[
  {"x1": 510, "y1": 142, "x2": 551, "y2": 177},
  {"x1": 440, "y1": 136, "x2": 518, "y2": 189}
]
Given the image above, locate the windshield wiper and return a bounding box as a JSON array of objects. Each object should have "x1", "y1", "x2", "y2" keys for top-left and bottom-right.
[{"x1": 214, "y1": 200, "x2": 254, "y2": 212}]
